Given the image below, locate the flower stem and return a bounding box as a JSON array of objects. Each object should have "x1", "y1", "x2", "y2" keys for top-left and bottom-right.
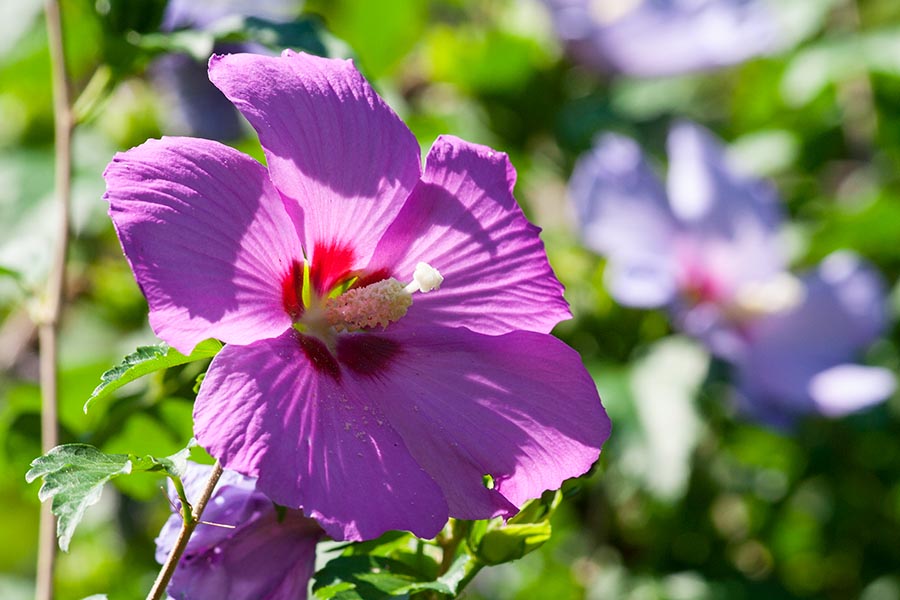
[
  {"x1": 36, "y1": 1, "x2": 73, "y2": 599},
  {"x1": 438, "y1": 519, "x2": 470, "y2": 575},
  {"x1": 146, "y1": 461, "x2": 224, "y2": 600}
]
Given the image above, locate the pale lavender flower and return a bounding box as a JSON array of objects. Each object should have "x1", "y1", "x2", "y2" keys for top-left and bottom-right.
[
  {"x1": 156, "y1": 462, "x2": 323, "y2": 600},
  {"x1": 106, "y1": 51, "x2": 610, "y2": 541},
  {"x1": 544, "y1": 0, "x2": 783, "y2": 77},
  {"x1": 730, "y1": 252, "x2": 896, "y2": 426},
  {"x1": 571, "y1": 121, "x2": 785, "y2": 352},
  {"x1": 571, "y1": 122, "x2": 894, "y2": 423}
]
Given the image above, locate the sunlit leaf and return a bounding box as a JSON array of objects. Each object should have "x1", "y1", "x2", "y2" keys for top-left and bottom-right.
[
  {"x1": 84, "y1": 339, "x2": 222, "y2": 413},
  {"x1": 133, "y1": 15, "x2": 327, "y2": 63},
  {"x1": 312, "y1": 555, "x2": 428, "y2": 599},
  {"x1": 467, "y1": 492, "x2": 561, "y2": 566},
  {"x1": 25, "y1": 444, "x2": 189, "y2": 551}
]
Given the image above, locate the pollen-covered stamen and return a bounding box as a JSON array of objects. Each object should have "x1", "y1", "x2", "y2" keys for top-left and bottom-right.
[
  {"x1": 326, "y1": 278, "x2": 411, "y2": 332},
  {"x1": 325, "y1": 262, "x2": 443, "y2": 332}
]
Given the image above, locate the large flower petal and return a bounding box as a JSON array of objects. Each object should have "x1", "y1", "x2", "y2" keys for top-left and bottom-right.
[
  {"x1": 208, "y1": 51, "x2": 422, "y2": 279},
  {"x1": 369, "y1": 135, "x2": 570, "y2": 335},
  {"x1": 193, "y1": 331, "x2": 449, "y2": 541},
  {"x1": 104, "y1": 137, "x2": 303, "y2": 353},
  {"x1": 364, "y1": 323, "x2": 609, "y2": 516}
]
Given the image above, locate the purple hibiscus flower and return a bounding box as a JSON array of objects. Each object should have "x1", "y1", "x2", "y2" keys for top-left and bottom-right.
[
  {"x1": 543, "y1": 0, "x2": 783, "y2": 77},
  {"x1": 570, "y1": 122, "x2": 894, "y2": 423},
  {"x1": 156, "y1": 462, "x2": 323, "y2": 600},
  {"x1": 105, "y1": 51, "x2": 610, "y2": 541}
]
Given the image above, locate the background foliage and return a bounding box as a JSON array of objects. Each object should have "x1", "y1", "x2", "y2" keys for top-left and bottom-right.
[{"x1": 3, "y1": 0, "x2": 900, "y2": 598}]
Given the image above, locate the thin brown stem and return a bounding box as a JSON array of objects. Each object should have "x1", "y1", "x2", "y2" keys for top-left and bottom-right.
[
  {"x1": 36, "y1": 1, "x2": 73, "y2": 599},
  {"x1": 438, "y1": 519, "x2": 469, "y2": 575},
  {"x1": 146, "y1": 462, "x2": 224, "y2": 600}
]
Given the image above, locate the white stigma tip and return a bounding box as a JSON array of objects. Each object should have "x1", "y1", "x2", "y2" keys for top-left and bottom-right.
[{"x1": 407, "y1": 262, "x2": 443, "y2": 294}]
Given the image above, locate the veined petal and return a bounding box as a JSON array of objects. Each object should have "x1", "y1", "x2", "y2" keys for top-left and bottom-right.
[
  {"x1": 370, "y1": 135, "x2": 569, "y2": 335},
  {"x1": 208, "y1": 51, "x2": 422, "y2": 279},
  {"x1": 367, "y1": 323, "x2": 609, "y2": 515},
  {"x1": 104, "y1": 137, "x2": 303, "y2": 353},
  {"x1": 193, "y1": 331, "x2": 449, "y2": 541}
]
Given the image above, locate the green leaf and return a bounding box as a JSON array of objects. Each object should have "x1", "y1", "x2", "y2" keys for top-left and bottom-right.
[
  {"x1": 314, "y1": 528, "x2": 484, "y2": 598},
  {"x1": 132, "y1": 15, "x2": 327, "y2": 63},
  {"x1": 25, "y1": 444, "x2": 189, "y2": 551},
  {"x1": 467, "y1": 492, "x2": 561, "y2": 566},
  {"x1": 0, "y1": 264, "x2": 24, "y2": 284},
  {"x1": 130, "y1": 29, "x2": 216, "y2": 62},
  {"x1": 508, "y1": 489, "x2": 562, "y2": 525},
  {"x1": 26, "y1": 445, "x2": 132, "y2": 552},
  {"x1": 424, "y1": 553, "x2": 481, "y2": 596},
  {"x1": 474, "y1": 522, "x2": 552, "y2": 565},
  {"x1": 313, "y1": 555, "x2": 427, "y2": 599},
  {"x1": 84, "y1": 339, "x2": 222, "y2": 413},
  {"x1": 223, "y1": 16, "x2": 327, "y2": 56}
]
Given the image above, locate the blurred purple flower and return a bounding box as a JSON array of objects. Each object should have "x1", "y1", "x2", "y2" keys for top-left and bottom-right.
[
  {"x1": 570, "y1": 122, "x2": 895, "y2": 423},
  {"x1": 730, "y1": 252, "x2": 896, "y2": 426},
  {"x1": 106, "y1": 51, "x2": 610, "y2": 541},
  {"x1": 162, "y1": 0, "x2": 300, "y2": 31},
  {"x1": 152, "y1": 0, "x2": 302, "y2": 140},
  {"x1": 571, "y1": 122, "x2": 785, "y2": 344},
  {"x1": 156, "y1": 462, "x2": 323, "y2": 600},
  {"x1": 543, "y1": 0, "x2": 783, "y2": 77}
]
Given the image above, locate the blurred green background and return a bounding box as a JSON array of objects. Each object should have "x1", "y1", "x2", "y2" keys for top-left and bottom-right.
[{"x1": 4, "y1": 0, "x2": 900, "y2": 598}]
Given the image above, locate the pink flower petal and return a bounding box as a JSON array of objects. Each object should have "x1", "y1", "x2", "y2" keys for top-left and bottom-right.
[
  {"x1": 370, "y1": 135, "x2": 570, "y2": 335},
  {"x1": 371, "y1": 323, "x2": 610, "y2": 513},
  {"x1": 208, "y1": 51, "x2": 422, "y2": 278},
  {"x1": 193, "y1": 331, "x2": 449, "y2": 541},
  {"x1": 104, "y1": 137, "x2": 303, "y2": 353}
]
